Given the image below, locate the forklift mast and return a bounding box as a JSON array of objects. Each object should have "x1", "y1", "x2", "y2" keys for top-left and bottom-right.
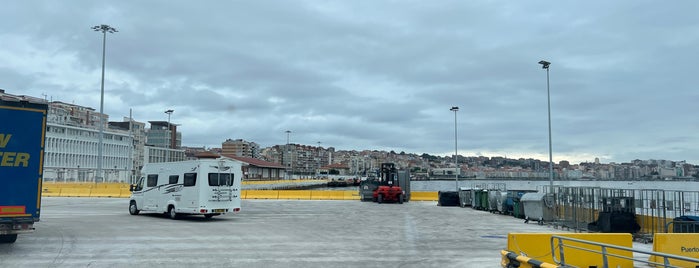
[{"x1": 380, "y1": 163, "x2": 397, "y2": 187}]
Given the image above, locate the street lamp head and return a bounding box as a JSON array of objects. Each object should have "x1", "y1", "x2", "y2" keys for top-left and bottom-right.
[
  {"x1": 538, "y1": 60, "x2": 551, "y2": 69},
  {"x1": 92, "y1": 24, "x2": 118, "y2": 33},
  {"x1": 450, "y1": 106, "x2": 459, "y2": 112},
  {"x1": 165, "y1": 109, "x2": 174, "y2": 114}
]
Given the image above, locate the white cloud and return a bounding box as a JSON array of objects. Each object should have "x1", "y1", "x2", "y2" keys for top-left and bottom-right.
[{"x1": 2, "y1": 1, "x2": 699, "y2": 164}]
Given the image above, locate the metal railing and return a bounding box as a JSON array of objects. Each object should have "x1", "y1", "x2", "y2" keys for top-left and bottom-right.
[
  {"x1": 539, "y1": 186, "x2": 699, "y2": 239},
  {"x1": 550, "y1": 235, "x2": 699, "y2": 268}
]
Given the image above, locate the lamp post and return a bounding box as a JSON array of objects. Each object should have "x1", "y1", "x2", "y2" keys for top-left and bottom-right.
[
  {"x1": 317, "y1": 141, "x2": 322, "y2": 178},
  {"x1": 92, "y1": 24, "x2": 117, "y2": 183},
  {"x1": 450, "y1": 106, "x2": 459, "y2": 191},
  {"x1": 538, "y1": 60, "x2": 554, "y2": 191},
  {"x1": 164, "y1": 109, "x2": 174, "y2": 162},
  {"x1": 285, "y1": 130, "x2": 291, "y2": 179}
]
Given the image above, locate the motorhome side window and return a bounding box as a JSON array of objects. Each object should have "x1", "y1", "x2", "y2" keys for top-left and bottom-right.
[
  {"x1": 147, "y1": 175, "x2": 158, "y2": 187},
  {"x1": 208, "y1": 173, "x2": 233, "y2": 186},
  {"x1": 183, "y1": 173, "x2": 196, "y2": 187},
  {"x1": 169, "y1": 175, "x2": 179, "y2": 184}
]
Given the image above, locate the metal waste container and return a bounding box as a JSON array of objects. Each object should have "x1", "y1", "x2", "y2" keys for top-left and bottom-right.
[
  {"x1": 513, "y1": 194, "x2": 526, "y2": 219},
  {"x1": 672, "y1": 215, "x2": 699, "y2": 233},
  {"x1": 495, "y1": 192, "x2": 508, "y2": 214},
  {"x1": 473, "y1": 189, "x2": 489, "y2": 210},
  {"x1": 358, "y1": 179, "x2": 379, "y2": 201},
  {"x1": 508, "y1": 190, "x2": 536, "y2": 217},
  {"x1": 472, "y1": 189, "x2": 483, "y2": 210},
  {"x1": 458, "y1": 187, "x2": 473, "y2": 207},
  {"x1": 437, "y1": 191, "x2": 460, "y2": 206},
  {"x1": 397, "y1": 170, "x2": 411, "y2": 202},
  {"x1": 488, "y1": 190, "x2": 501, "y2": 212},
  {"x1": 521, "y1": 192, "x2": 555, "y2": 224}
]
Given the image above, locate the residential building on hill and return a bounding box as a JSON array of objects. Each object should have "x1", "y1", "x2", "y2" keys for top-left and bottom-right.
[{"x1": 221, "y1": 138, "x2": 260, "y2": 158}]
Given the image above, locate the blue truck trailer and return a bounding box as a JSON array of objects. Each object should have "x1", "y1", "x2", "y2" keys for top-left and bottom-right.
[{"x1": 0, "y1": 92, "x2": 48, "y2": 243}]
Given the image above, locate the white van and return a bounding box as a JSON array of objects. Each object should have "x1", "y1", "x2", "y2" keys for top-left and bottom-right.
[{"x1": 129, "y1": 158, "x2": 242, "y2": 219}]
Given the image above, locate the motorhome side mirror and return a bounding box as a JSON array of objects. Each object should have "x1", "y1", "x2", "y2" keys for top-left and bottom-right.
[{"x1": 129, "y1": 184, "x2": 135, "y2": 192}]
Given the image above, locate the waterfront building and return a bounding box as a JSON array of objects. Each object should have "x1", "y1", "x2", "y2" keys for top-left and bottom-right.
[
  {"x1": 182, "y1": 146, "x2": 209, "y2": 160},
  {"x1": 221, "y1": 138, "x2": 260, "y2": 158},
  {"x1": 294, "y1": 144, "x2": 331, "y2": 175},
  {"x1": 43, "y1": 101, "x2": 132, "y2": 182},
  {"x1": 146, "y1": 121, "x2": 180, "y2": 149},
  {"x1": 261, "y1": 144, "x2": 333, "y2": 177},
  {"x1": 223, "y1": 154, "x2": 286, "y2": 180},
  {"x1": 146, "y1": 121, "x2": 184, "y2": 162},
  {"x1": 143, "y1": 145, "x2": 185, "y2": 165},
  {"x1": 431, "y1": 167, "x2": 460, "y2": 177},
  {"x1": 318, "y1": 163, "x2": 351, "y2": 176},
  {"x1": 108, "y1": 117, "x2": 147, "y2": 183}
]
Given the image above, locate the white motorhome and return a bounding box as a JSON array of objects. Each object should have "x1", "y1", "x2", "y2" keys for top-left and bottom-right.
[{"x1": 129, "y1": 158, "x2": 242, "y2": 219}]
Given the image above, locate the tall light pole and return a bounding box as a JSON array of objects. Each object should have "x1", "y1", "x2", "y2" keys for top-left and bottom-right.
[
  {"x1": 165, "y1": 109, "x2": 174, "y2": 162},
  {"x1": 92, "y1": 24, "x2": 117, "y2": 183},
  {"x1": 450, "y1": 106, "x2": 459, "y2": 191},
  {"x1": 285, "y1": 130, "x2": 291, "y2": 179},
  {"x1": 316, "y1": 141, "x2": 322, "y2": 178},
  {"x1": 538, "y1": 60, "x2": 554, "y2": 191}
]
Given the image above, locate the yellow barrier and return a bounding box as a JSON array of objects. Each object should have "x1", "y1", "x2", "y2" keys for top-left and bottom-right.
[
  {"x1": 650, "y1": 233, "x2": 699, "y2": 267},
  {"x1": 310, "y1": 191, "x2": 332, "y2": 200},
  {"x1": 94, "y1": 183, "x2": 127, "y2": 189},
  {"x1": 343, "y1": 191, "x2": 360, "y2": 200},
  {"x1": 410, "y1": 191, "x2": 438, "y2": 201},
  {"x1": 500, "y1": 250, "x2": 559, "y2": 268},
  {"x1": 245, "y1": 190, "x2": 279, "y2": 199},
  {"x1": 58, "y1": 188, "x2": 92, "y2": 197},
  {"x1": 89, "y1": 188, "x2": 122, "y2": 198},
  {"x1": 506, "y1": 233, "x2": 633, "y2": 268},
  {"x1": 56, "y1": 183, "x2": 95, "y2": 188},
  {"x1": 119, "y1": 189, "x2": 131, "y2": 198},
  {"x1": 328, "y1": 191, "x2": 345, "y2": 200},
  {"x1": 42, "y1": 184, "x2": 132, "y2": 198},
  {"x1": 42, "y1": 187, "x2": 61, "y2": 197},
  {"x1": 41, "y1": 185, "x2": 435, "y2": 202},
  {"x1": 277, "y1": 190, "x2": 312, "y2": 200},
  {"x1": 242, "y1": 179, "x2": 327, "y2": 185}
]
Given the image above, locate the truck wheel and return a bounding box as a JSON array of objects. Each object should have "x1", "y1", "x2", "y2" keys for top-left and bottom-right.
[
  {"x1": 377, "y1": 194, "x2": 383, "y2": 204},
  {"x1": 129, "y1": 201, "x2": 140, "y2": 215},
  {"x1": 398, "y1": 194, "x2": 403, "y2": 204},
  {"x1": 168, "y1": 206, "x2": 179, "y2": 220},
  {"x1": 0, "y1": 234, "x2": 18, "y2": 243}
]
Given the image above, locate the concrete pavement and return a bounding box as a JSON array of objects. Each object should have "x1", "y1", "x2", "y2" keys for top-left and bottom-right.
[{"x1": 0, "y1": 197, "x2": 564, "y2": 268}]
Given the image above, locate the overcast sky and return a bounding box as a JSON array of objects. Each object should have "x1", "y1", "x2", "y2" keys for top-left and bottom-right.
[{"x1": 2, "y1": 1, "x2": 698, "y2": 164}]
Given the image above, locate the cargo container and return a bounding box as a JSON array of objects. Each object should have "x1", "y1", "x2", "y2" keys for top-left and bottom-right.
[{"x1": 0, "y1": 92, "x2": 48, "y2": 243}]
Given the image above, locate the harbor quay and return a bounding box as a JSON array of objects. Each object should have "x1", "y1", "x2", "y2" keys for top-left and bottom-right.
[
  {"x1": 2, "y1": 197, "x2": 567, "y2": 268},
  {"x1": 32, "y1": 180, "x2": 699, "y2": 267}
]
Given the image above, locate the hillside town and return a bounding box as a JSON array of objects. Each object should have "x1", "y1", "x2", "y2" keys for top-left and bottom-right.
[{"x1": 4, "y1": 90, "x2": 696, "y2": 183}]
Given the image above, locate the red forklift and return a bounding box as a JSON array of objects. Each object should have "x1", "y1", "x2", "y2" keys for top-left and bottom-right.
[{"x1": 372, "y1": 163, "x2": 406, "y2": 204}]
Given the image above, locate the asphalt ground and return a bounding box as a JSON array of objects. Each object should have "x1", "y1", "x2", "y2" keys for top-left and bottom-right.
[{"x1": 1, "y1": 197, "x2": 564, "y2": 268}]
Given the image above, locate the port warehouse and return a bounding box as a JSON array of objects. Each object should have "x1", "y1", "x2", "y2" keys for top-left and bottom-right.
[{"x1": 42, "y1": 182, "x2": 699, "y2": 235}]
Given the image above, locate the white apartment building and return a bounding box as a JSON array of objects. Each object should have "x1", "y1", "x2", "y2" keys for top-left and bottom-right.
[
  {"x1": 143, "y1": 145, "x2": 186, "y2": 165},
  {"x1": 109, "y1": 117, "x2": 147, "y2": 183},
  {"x1": 44, "y1": 120, "x2": 133, "y2": 183}
]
